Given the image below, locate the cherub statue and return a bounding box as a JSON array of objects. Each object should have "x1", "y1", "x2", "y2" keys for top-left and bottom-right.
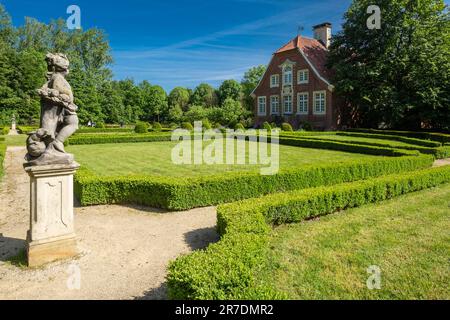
[{"x1": 26, "y1": 53, "x2": 79, "y2": 165}]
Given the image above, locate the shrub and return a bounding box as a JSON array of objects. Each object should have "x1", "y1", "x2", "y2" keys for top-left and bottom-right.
[
  {"x1": 300, "y1": 121, "x2": 313, "y2": 131},
  {"x1": 234, "y1": 123, "x2": 245, "y2": 131},
  {"x1": 1, "y1": 127, "x2": 9, "y2": 135},
  {"x1": 169, "y1": 122, "x2": 179, "y2": 130},
  {"x1": 96, "y1": 122, "x2": 106, "y2": 129},
  {"x1": 167, "y1": 165, "x2": 450, "y2": 299},
  {"x1": 152, "y1": 122, "x2": 162, "y2": 132},
  {"x1": 281, "y1": 122, "x2": 293, "y2": 132},
  {"x1": 74, "y1": 154, "x2": 433, "y2": 210},
  {"x1": 134, "y1": 121, "x2": 149, "y2": 134},
  {"x1": 182, "y1": 122, "x2": 194, "y2": 131},
  {"x1": 262, "y1": 121, "x2": 271, "y2": 131}
]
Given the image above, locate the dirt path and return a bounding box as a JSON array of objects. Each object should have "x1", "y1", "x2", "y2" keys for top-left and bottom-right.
[
  {"x1": 433, "y1": 158, "x2": 450, "y2": 167},
  {"x1": 0, "y1": 147, "x2": 218, "y2": 300}
]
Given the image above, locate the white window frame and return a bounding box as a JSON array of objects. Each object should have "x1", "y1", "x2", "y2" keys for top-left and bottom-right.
[
  {"x1": 297, "y1": 69, "x2": 309, "y2": 84},
  {"x1": 257, "y1": 96, "x2": 267, "y2": 116},
  {"x1": 270, "y1": 74, "x2": 279, "y2": 88},
  {"x1": 283, "y1": 95, "x2": 293, "y2": 114},
  {"x1": 313, "y1": 90, "x2": 326, "y2": 115},
  {"x1": 297, "y1": 92, "x2": 309, "y2": 115},
  {"x1": 283, "y1": 66, "x2": 293, "y2": 85},
  {"x1": 270, "y1": 95, "x2": 280, "y2": 115}
]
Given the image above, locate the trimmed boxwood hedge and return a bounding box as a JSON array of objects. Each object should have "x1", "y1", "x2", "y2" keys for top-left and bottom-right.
[
  {"x1": 337, "y1": 132, "x2": 442, "y2": 147},
  {"x1": 66, "y1": 133, "x2": 173, "y2": 145},
  {"x1": 74, "y1": 154, "x2": 434, "y2": 210},
  {"x1": 167, "y1": 165, "x2": 450, "y2": 299},
  {"x1": 278, "y1": 136, "x2": 419, "y2": 157},
  {"x1": 347, "y1": 128, "x2": 450, "y2": 144},
  {"x1": 75, "y1": 127, "x2": 133, "y2": 134}
]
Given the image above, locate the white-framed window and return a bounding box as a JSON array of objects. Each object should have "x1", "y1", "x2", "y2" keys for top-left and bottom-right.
[
  {"x1": 297, "y1": 69, "x2": 309, "y2": 84},
  {"x1": 297, "y1": 92, "x2": 309, "y2": 115},
  {"x1": 258, "y1": 96, "x2": 266, "y2": 116},
  {"x1": 270, "y1": 74, "x2": 279, "y2": 88},
  {"x1": 270, "y1": 95, "x2": 279, "y2": 114},
  {"x1": 313, "y1": 91, "x2": 326, "y2": 114},
  {"x1": 283, "y1": 95, "x2": 292, "y2": 114},
  {"x1": 283, "y1": 66, "x2": 292, "y2": 85}
]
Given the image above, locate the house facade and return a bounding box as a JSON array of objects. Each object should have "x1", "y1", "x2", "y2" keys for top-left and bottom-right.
[{"x1": 252, "y1": 23, "x2": 338, "y2": 130}]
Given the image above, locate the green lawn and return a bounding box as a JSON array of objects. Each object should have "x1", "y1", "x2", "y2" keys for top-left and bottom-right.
[
  {"x1": 265, "y1": 183, "x2": 450, "y2": 299},
  {"x1": 67, "y1": 141, "x2": 381, "y2": 177}
]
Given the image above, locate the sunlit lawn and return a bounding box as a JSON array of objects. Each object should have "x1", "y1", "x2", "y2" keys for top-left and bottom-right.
[
  {"x1": 4, "y1": 134, "x2": 26, "y2": 146},
  {"x1": 67, "y1": 141, "x2": 381, "y2": 177},
  {"x1": 265, "y1": 183, "x2": 450, "y2": 299},
  {"x1": 306, "y1": 134, "x2": 425, "y2": 148}
]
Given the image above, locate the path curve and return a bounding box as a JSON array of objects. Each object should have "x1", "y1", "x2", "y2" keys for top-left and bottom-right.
[{"x1": 0, "y1": 147, "x2": 218, "y2": 300}]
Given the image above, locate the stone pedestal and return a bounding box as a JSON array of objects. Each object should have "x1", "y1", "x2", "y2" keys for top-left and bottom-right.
[{"x1": 24, "y1": 162, "x2": 80, "y2": 267}]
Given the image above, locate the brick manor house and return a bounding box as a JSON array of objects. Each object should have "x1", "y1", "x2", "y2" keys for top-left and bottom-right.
[{"x1": 251, "y1": 23, "x2": 338, "y2": 130}]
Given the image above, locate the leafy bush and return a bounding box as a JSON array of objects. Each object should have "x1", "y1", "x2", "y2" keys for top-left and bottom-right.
[
  {"x1": 234, "y1": 123, "x2": 245, "y2": 131},
  {"x1": 1, "y1": 127, "x2": 9, "y2": 135},
  {"x1": 17, "y1": 126, "x2": 38, "y2": 134},
  {"x1": 167, "y1": 165, "x2": 450, "y2": 299},
  {"x1": 96, "y1": 122, "x2": 106, "y2": 129},
  {"x1": 152, "y1": 122, "x2": 162, "y2": 132},
  {"x1": 262, "y1": 121, "x2": 271, "y2": 131},
  {"x1": 181, "y1": 122, "x2": 194, "y2": 131},
  {"x1": 281, "y1": 123, "x2": 293, "y2": 132},
  {"x1": 134, "y1": 121, "x2": 149, "y2": 134},
  {"x1": 74, "y1": 154, "x2": 433, "y2": 210},
  {"x1": 300, "y1": 121, "x2": 313, "y2": 131}
]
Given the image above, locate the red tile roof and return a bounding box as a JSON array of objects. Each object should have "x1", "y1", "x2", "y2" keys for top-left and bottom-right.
[{"x1": 275, "y1": 35, "x2": 332, "y2": 82}]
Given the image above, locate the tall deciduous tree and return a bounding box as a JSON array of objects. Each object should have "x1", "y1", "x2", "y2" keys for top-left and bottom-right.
[
  {"x1": 328, "y1": 0, "x2": 450, "y2": 130},
  {"x1": 218, "y1": 79, "x2": 242, "y2": 104},
  {"x1": 168, "y1": 86, "x2": 190, "y2": 111},
  {"x1": 191, "y1": 83, "x2": 218, "y2": 107},
  {"x1": 241, "y1": 65, "x2": 266, "y2": 111}
]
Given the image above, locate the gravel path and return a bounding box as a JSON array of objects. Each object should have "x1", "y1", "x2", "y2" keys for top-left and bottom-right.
[{"x1": 0, "y1": 147, "x2": 218, "y2": 300}]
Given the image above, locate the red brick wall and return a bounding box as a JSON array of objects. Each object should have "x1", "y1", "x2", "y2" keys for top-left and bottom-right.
[{"x1": 253, "y1": 49, "x2": 336, "y2": 130}]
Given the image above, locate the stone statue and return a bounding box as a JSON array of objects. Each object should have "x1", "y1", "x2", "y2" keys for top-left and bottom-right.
[{"x1": 25, "y1": 53, "x2": 79, "y2": 166}]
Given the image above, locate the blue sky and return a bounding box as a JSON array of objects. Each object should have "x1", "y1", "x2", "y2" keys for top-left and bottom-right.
[{"x1": 2, "y1": 0, "x2": 352, "y2": 91}]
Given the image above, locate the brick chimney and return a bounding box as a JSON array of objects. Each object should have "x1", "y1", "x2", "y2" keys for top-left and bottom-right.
[{"x1": 313, "y1": 22, "x2": 332, "y2": 49}]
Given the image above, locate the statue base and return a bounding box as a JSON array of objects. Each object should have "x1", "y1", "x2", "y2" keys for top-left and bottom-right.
[{"x1": 24, "y1": 161, "x2": 80, "y2": 267}]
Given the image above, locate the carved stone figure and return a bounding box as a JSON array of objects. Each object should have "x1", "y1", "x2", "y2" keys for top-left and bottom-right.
[{"x1": 25, "y1": 53, "x2": 79, "y2": 166}]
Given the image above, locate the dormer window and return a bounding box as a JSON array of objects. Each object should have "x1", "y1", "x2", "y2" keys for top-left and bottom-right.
[
  {"x1": 270, "y1": 74, "x2": 279, "y2": 88},
  {"x1": 283, "y1": 66, "x2": 292, "y2": 85},
  {"x1": 298, "y1": 69, "x2": 309, "y2": 84}
]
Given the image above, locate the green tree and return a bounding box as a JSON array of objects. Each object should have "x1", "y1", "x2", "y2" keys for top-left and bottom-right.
[
  {"x1": 141, "y1": 81, "x2": 168, "y2": 122},
  {"x1": 241, "y1": 65, "x2": 266, "y2": 110},
  {"x1": 191, "y1": 83, "x2": 218, "y2": 107},
  {"x1": 218, "y1": 79, "x2": 242, "y2": 104},
  {"x1": 327, "y1": 0, "x2": 450, "y2": 130},
  {"x1": 168, "y1": 86, "x2": 190, "y2": 111}
]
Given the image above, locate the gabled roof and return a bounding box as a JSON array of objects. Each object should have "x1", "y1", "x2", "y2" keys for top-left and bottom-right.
[{"x1": 275, "y1": 35, "x2": 332, "y2": 83}]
